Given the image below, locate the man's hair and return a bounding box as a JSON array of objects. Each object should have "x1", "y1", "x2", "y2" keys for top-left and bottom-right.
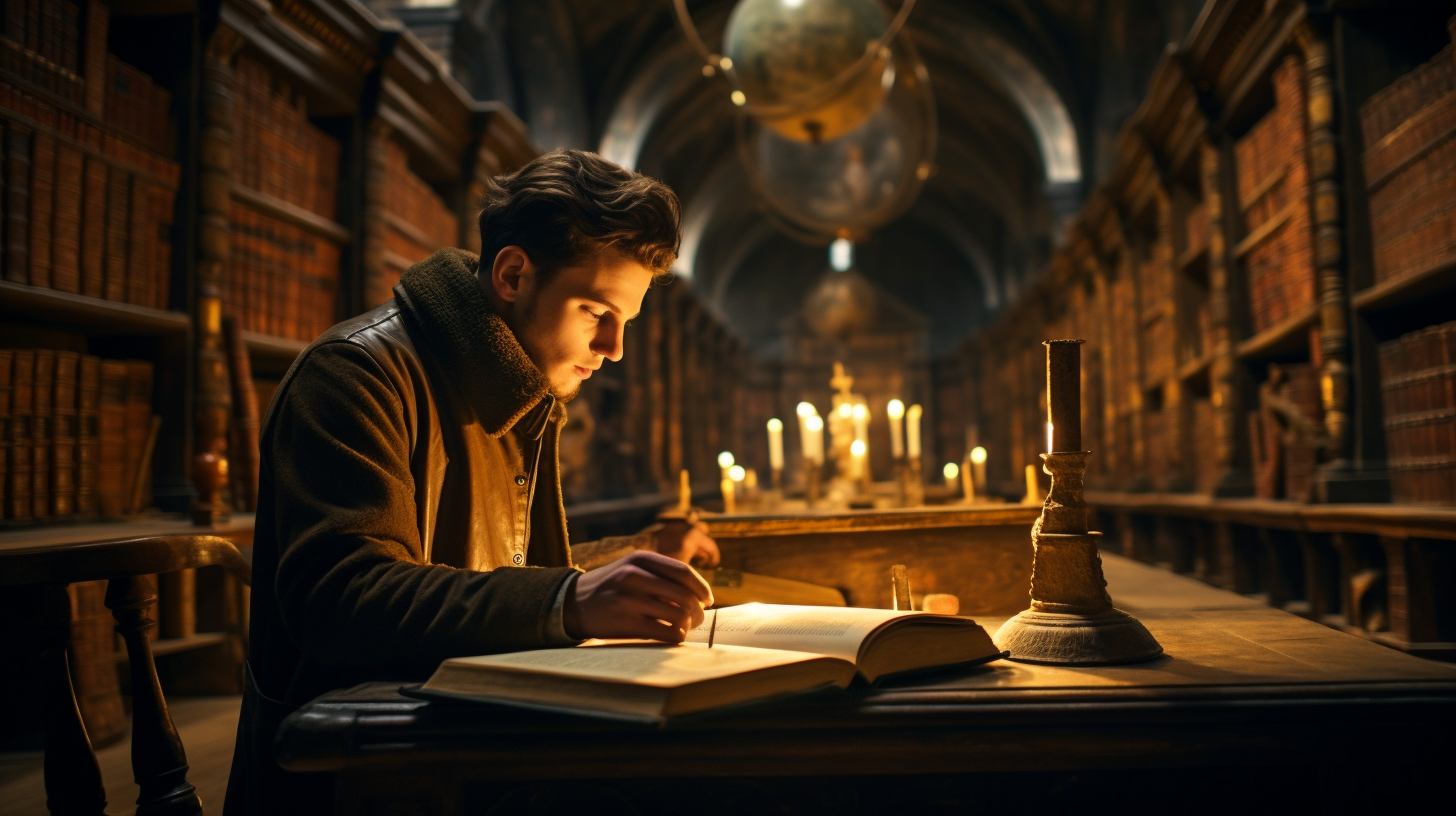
[{"x1": 477, "y1": 149, "x2": 681, "y2": 285}]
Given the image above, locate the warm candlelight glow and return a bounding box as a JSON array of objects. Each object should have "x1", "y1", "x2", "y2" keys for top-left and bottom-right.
[
  {"x1": 766, "y1": 418, "x2": 784, "y2": 471},
  {"x1": 943, "y1": 462, "x2": 959, "y2": 485},
  {"x1": 852, "y1": 404, "x2": 867, "y2": 420},
  {"x1": 717, "y1": 451, "x2": 735, "y2": 469},
  {"x1": 888, "y1": 399, "x2": 905, "y2": 458},
  {"x1": 850, "y1": 439, "x2": 866, "y2": 456},
  {"x1": 839, "y1": 403, "x2": 854, "y2": 418},
  {"x1": 906, "y1": 404, "x2": 922, "y2": 458},
  {"x1": 1047, "y1": 422, "x2": 1054, "y2": 454},
  {"x1": 678, "y1": 469, "x2": 691, "y2": 512},
  {"x1": 969, "y1": 446, "x2": 987, "y2": 464},
  {"x1": 797, "y1": 402, "x2": 816, "y2": 417},
  {"x1": 1024, "y1": 463, "x2": 1040, "y2": 505},
  {"x1": 766, "y1": 418, "x2": 783, "y2": 432},
  {"x1": 887, "y1": 399, "x2": 905, "y2": 419},
  {"x1": 805, "y1": 414, "x2": 825, "y2": 463},
  {"x1": 720, "y1": 477, "x2": 736, "y2": 513},
  {"x1": 729, "y1": 465, "x2": 745, "y2": 482}
]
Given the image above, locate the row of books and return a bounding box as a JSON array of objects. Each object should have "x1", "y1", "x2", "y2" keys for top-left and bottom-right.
[
  {"x1": 382, "y1": 138, "x2": 458, "y2": 270},
  {"x1": 0, "y1": 349, "x2": 156, "y2": 524},
  {"x1": 1361, "y1": 44, "x2": 1456, "y2": 286},
  {"x1": 1379, "y1": 320, "x2": 1456, "y2": 506},
  {"x1": 1, "y1": 83, "x2": 179, "y2": 308},
  {"x1": 1235, "y1": 55, "x2": 1316, "y2": 335},
  {"x1": 233, "y1": 54, "x2": 340, "y2": 221},
  {"x1": 0, "y1": 0, "x2": 88, "y2": 107},
  {"x1": 223, "y1": 200, "x2": 342, "y2": 342}
]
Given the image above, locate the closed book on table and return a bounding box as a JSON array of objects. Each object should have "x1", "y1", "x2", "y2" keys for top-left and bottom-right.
[
  {"x1": 30, "y1": 349, "x2": 53, "y2": 520},
  {"x1": 51, "y1": 350, "x2": 79, "y2": 517},
  {"x1": 97, "y1": 360, "x2": 128, "y2": 517},
  {"x1": 51, "y1": 143, "x2": 83, "y2": 293},
  {"x1": 76, "y1": 354, "x2": 99, "y2": 516},
  {"x1": 28, "y1": 130, "x2": 55, "y2": 289},
  {"x1": 5, "y1": 124, "x2": 31, "y2": 283},
  {"x1": 79, "y1": 156, "x2": 108, "y2": 298}
]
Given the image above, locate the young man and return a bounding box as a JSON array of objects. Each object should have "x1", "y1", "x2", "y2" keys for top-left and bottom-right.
[{"x1": 226, "y1": 150, "x2": 719, "y2": 813}]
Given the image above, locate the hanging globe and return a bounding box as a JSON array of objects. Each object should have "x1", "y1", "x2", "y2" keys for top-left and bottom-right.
[{"x1": 723, "y1": 0, "x2": 892, "y2": 144}]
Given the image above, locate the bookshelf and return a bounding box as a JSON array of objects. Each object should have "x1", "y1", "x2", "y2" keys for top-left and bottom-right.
[{"x1": 934, "y1": 0, "x2": 1456, "y2": 655}]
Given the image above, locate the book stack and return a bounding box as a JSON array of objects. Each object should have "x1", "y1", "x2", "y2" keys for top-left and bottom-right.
[
  {"x1": 1360, "y1": 44, "x2": 1456, "y2": 287},
  {"x1": 381, "y1": 139, "x2": 459, "y2": 289},
  {"x1": 1235, "y1": 55, "x2": 1315, "y2": 335},
  {"x1": 0, "y1": 78, "x2": 179, "y2": 307},
  {"x1": 0, "y1": 0, "x2": 86, "y2": 107},
  {"x1": 0, "y1": 349, "x2": 156, "y2": 525},
  {"x1": 227, "y1": 54, "x2": 343, "y2": 341},
  {"x1": 1379, "y1": 320, "x2": 1456, "y2": 505},
  {"x1": 226, "y1": 200, "x2": 341, "y2": 341}
]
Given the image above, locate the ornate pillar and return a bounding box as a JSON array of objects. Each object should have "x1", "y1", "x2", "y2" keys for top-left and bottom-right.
[
  {"x1": 193, "y1": 27, "x2": 244, "y2": 524},
  {"x1": 1203, "y1": 135, "x2": 1251, "y2": 497}
]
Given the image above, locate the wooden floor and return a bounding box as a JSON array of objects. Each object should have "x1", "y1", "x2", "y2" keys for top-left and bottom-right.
[{"x1": 0, "y1": 695, "x2": 241, "y2": 816}]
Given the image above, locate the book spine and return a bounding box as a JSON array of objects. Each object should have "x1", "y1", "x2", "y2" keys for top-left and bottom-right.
[
  {"x1": 125, "y1": 171, "x2": 148, "y2": 306},
  {"x1": 152, "y1": 181, "x2": 173, "y2": 310},
  {"x1": 97, "y1": 359, "x2": 126, "y2": 517},
  {"x1": 103, "y1": 167, "x2": 127, "y2": 302},
  {"x1": 51, "y1": 349, "x2": 77, "y2": 516},
  {"x1": 4, "y1": 123, "x2": 31, "y2": 283},
  {"x1": 27, "y1": 128, "x2": 54, "y2": 288},
  {"x1": 123, "y1": 360, "x2": 151, "y2": 513},
  {"x1": 30, "y1": 348, "x2": 52, "y2": 519},
  {"x1": 76, "y1": 353, "x2": 98, "y2": 516},
  {"x1": 51, "y1": 142, "x2": 82, "y2": 293},
  {"x1": 0, "y1": 349, "x2": 10, "y2": 522},
  {"x1": 79, "y1": 154, "x2": 106, "y2": 297}
]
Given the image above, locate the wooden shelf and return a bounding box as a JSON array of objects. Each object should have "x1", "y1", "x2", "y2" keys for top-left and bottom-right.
[
  {"x1": 1176, "y1": 242, "x2": 1208, "y2": 273},
  {"x1": 1236, "y1": 302, "x2": 1318, "y2": 360},
  {"x1": 1177, "y1": 354, "x2": 1212, "y2": 382},
  {"x1": 1352, "y1": 254, "x2": 1456, "y2": 315},
  {"x1": 150, "y1": 632, "x2": 232, "y2": 658},
  {"x1": 231, "y1": 183, "x2": 351, "y2": 244},
  {"x1": 1086, "y1": 490, "x2": 1456, "y2": 542},
  {"x1": 0, "y1": 280, "x2": 190, "y2": 336},
  {"x1": 243, "y1": 330, "x2": 309, "y2": 370},
  {"x1": 0, "y1": 514, "x2": 256, "y2": 552}
]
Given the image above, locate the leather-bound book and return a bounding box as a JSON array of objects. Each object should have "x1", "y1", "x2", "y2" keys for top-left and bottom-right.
[
  {"x1": 76, "y1": 354, "x2": 99, "y2": 517},
  {"x1": 30, "y1": 349, "x2": 53, "y2": 519},
  {"x1": 28, "y1": 130, "x2": 55, "y2": 289},
  {"x1": 123, "y1": 361, "x2": 152, "y2": 512},
  {"x1": 0, "y1": 349, "x2": 10, "y2": 518},
  {"x1": 51, "y1": 143, "x2": 83, "y2": 293},
  {"x1": 97, "y1": 360, "x2": 128, "y2": 517},
  {"x1": 51, "y1": 350, "x2": 78, "y2": 517},
  {"x1": 7, "y1": 350, "x2": 33, "y2": 520},
  {"x1": 125, "y1": 174, "x2": 150, "y2": 307},
  {"x1": 4, "y1": 124, "x2": 31, "y2": 284},
  {"x1": 79, "y1": 155, "x2": 107, "y2": 298},
  {"x1": 103, "y1": 169, "x2": 129, "y2": 302}
]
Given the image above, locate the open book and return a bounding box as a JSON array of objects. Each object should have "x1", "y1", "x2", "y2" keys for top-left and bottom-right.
[{"x1": 413, "y1": 604, "x2": 1002, "y2": 722}]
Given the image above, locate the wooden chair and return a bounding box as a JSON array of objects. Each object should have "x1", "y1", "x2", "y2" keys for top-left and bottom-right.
[{"x1": 0, "y1": 535, "x2": 251, "y2": 816}]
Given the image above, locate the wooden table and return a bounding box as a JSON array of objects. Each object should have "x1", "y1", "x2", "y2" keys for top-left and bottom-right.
[{"x1": 275, "y1": 555, "x2": 1456, "y2": 814}]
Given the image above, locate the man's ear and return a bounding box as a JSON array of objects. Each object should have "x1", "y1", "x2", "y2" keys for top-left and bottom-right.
[{"x1": 490, "y1": 246, "x2": 534, "y2": 304}]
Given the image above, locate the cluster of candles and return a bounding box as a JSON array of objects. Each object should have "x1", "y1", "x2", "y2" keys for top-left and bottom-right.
[{"x1": 758, "y1": 399, "x2": 925, "y2": 478}]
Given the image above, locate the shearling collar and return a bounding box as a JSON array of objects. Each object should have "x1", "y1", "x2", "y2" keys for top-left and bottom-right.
[{"x1": 394, "y1": 248, "x2": 552, "y2": 437}]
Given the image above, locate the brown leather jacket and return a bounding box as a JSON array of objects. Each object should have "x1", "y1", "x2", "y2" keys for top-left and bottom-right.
[{"x1": 226, "y1": 249, "x2": 584, "y2": 814}]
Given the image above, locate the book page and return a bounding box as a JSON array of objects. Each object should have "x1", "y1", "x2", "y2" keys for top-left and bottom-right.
[
  {"x1": 443, "y1": 641, "x2": 833, "y2": 688},
  {"x1": 685, "y1": 603, "x2": 921, "y2": 664}
]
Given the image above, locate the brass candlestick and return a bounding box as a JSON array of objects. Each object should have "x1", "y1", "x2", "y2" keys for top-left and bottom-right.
[{"x1": 993, "y1": 340, "x2": 1162, "y2": 665}]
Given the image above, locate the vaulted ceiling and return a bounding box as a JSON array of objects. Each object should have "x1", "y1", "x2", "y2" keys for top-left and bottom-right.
[{"x1": 384, "y1": 0, "x2": 1204, "y2": 354}]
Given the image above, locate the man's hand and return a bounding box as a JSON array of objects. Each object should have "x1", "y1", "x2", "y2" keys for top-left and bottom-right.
[
  {"x1": 647, "y1": 519, "x2": 721, "y2": 567},
  {"x1": 563, "y1": 550, "x2": 714, "y2": 642}
]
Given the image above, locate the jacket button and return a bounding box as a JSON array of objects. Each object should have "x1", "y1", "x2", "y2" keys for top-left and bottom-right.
[
  {"x1": 512, "y1": 553, "x2": 524, "y2": 565},
  {"x1": 515, "y1": 475, "x2": 526, "y2": 486}
]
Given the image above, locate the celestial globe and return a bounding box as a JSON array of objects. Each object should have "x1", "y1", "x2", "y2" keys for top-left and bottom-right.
[{"x1": 723, "y1": 0, "x2": 892, "y2": 143}]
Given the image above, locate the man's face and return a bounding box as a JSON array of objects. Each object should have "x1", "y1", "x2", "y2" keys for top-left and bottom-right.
[{"x1": 505, "y1": 249, "x2": 654, "y2": 401}]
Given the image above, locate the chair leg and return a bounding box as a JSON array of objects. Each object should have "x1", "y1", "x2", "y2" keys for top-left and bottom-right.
[
  {"x1": 106, "y1": 575, "x2": 202, "y2": 816},
  {"x1": 25, "y1": 583, "x2": 109, "y2": 816}
]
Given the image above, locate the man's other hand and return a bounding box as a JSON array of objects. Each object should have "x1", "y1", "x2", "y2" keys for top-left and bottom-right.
[
  {"x1": 648, "y1": 519, "x2": 721, "y2": 567},
  {"x1": 563, "y1": 550, "x2": 714, "y2": 642}
]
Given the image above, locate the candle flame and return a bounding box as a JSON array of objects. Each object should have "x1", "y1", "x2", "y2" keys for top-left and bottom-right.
[
  {"x1": 717, "y1": 451, "x2": 735, "y2": 468},
  {"x1": 850, "y1": 439, "x2": 866, "y2": 456},
  {"x1": 729, "y1": 465, "x2": 746, "y2": 482},
  {"x1": 887, "y1": 399, "x2": 905, "y2": 419},
  {"x1": 852, "y1": 404, "x2": 868, "y2": 420},
  {"x1": 943, "y1": 462, "x2": 959, "y2": 479},
  {"x1": 767, "y1": 417, "x2": 783, "y2": 432},
  {"x1": 970, "y1": 446, "x2": 987, "y2": 464},
  {"x1": 805, "y1": 415, "x2": 824, "y2": 432},
  {"x1": 1046, "y1": 422, "x2": 1054, "y2": 454},
  {"x1": 796, "y1": 402, "x2": 816, "y2": 417}
]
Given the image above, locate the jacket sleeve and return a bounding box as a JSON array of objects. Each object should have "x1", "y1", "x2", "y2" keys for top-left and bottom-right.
[{"x1": 266, "y1": 341, "x2": 577, "y2": 670}]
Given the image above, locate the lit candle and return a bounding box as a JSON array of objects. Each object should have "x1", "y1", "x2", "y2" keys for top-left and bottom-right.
[
  {"x1": 729, "y1": 464, "x2": 745, "y2": 483},
  {"x1": 721, "y1": 475, "x2": 736, "y2": 514},
  {"x1": 852, "y1": 403, "x2": 868, "y2": 443},
  {"x1": 1024, "y1": 464, "x2": 1040, "y2": 504},
  {"x1": 797, "y1": 402, "x2": 816, "y2": 462},
  {"x1": 970, "y1": 445, "x2": 987, "y2": 494},
  {"x1": 805, "y1": 414, "x2": 824, "y2": 463},
  {"x1": 717, "y1": 450, "x2": 735, "y2": 479},
  {"x1": 745, "y1": 468, "x2": 758, "y2": 491},
  {"x1": 1045, "y1": 340, "x2": 1084, "y2": 452},
  {"x1": 767, "y1": 418, "x2": 784, "y2": 471},
  {"x1": 887, "y1": 399, "x2": 905, "y2": 458},
  {"x1": 961, "y1": 459, "x2": 975, "y2": 502},
  {"x1": 906, "y1": 404, "x2": 922, "y2": 459},
  {"x1": 943, "y1": 461, "x2": 959, "y2": 490},
  {"x1": 850, "y1": 439, "x2": 867, "y2": 479},
  {"x1": 1046, "y1": 422, "x2": 1054, "y2": 455},
  {"x1": 677, "y1": 469, "x2": 691, "y2": 512}
]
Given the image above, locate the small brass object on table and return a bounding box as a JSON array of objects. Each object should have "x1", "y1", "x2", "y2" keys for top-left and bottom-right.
[
  {"x1": 890, "y1": 564, "x2": 911, "y2": 611},
  {"x1": 994, "y1": 340, "x2": 1162, "y2": 665}
]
